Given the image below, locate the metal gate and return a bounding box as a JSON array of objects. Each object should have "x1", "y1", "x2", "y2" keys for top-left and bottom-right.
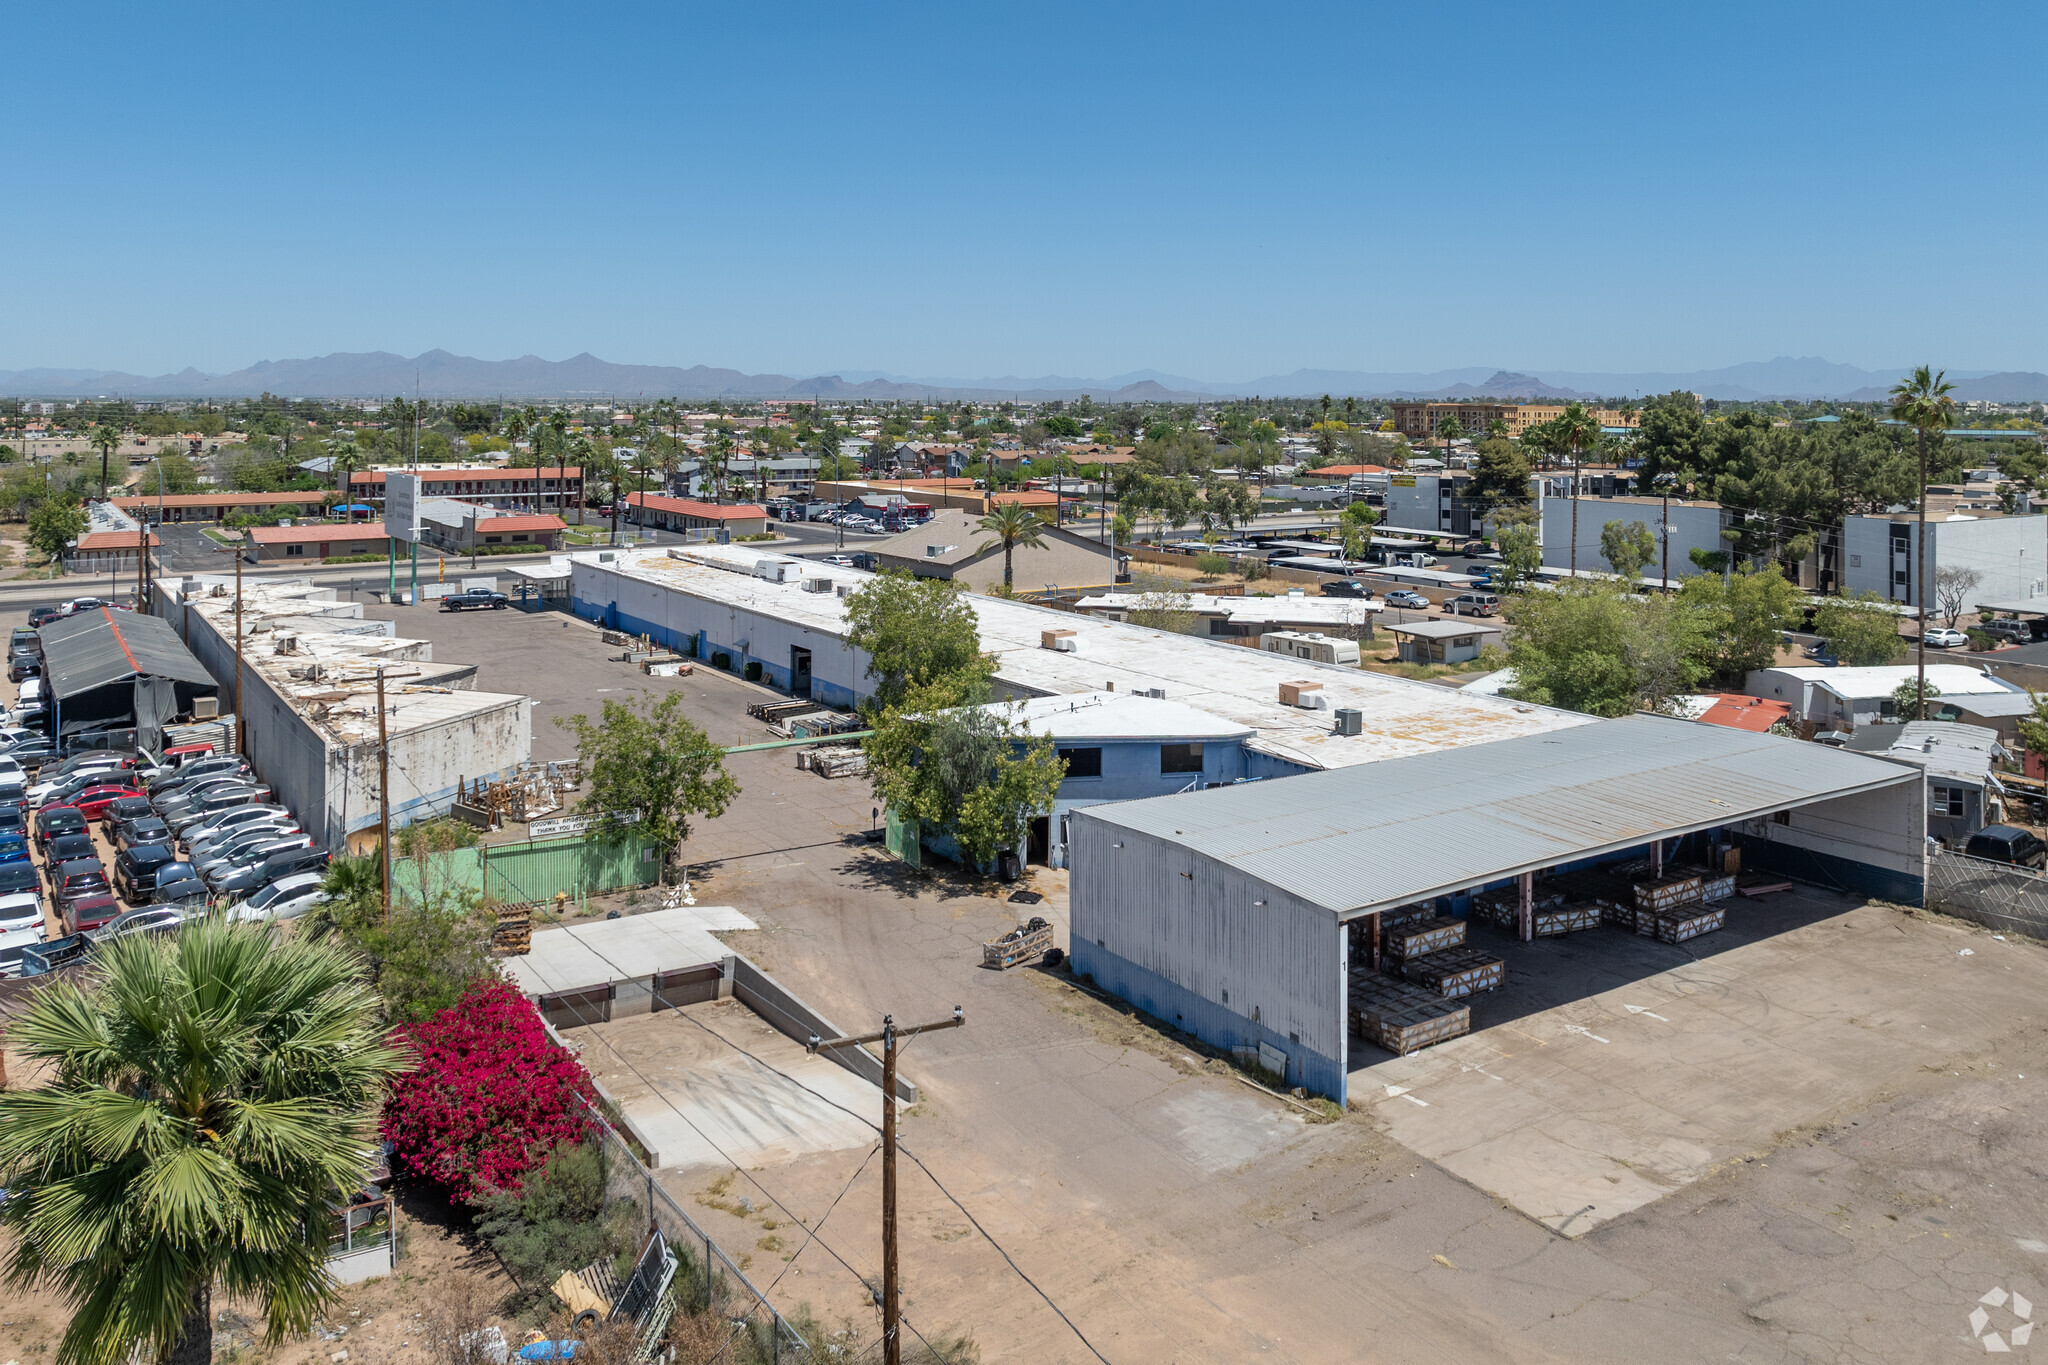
[{"x1": 1925, "y1": 847, "x2": 2048, "y2": 939}]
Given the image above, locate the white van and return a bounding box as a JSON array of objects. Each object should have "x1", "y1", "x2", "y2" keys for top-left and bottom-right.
[{"x1": 1390, "y1": 551, "x2": 1440, "y2": 568}]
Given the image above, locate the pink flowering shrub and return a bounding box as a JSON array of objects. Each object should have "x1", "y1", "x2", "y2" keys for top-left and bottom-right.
[{"x1": 381, "y1": 977, "x2": 597, "y2": 1203}]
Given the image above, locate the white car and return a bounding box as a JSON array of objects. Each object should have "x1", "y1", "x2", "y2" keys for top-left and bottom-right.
[
  {"x1": 0, "y1": 890, "x2": 42, "y2": 935},
  {"x1": 230, "y1": 872, "x2": 330, "y2": 923},
  {"x1": 1924, "y1": 627, "x2": 1970, "y2": 649}
]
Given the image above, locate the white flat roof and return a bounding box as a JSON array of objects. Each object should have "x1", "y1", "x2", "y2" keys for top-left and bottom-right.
[
  {"x1": 1771, "y1": 664, "x2": 2016, "y2": 698},
  {"x1": 1073, "y1": 593, "x2": 1382, "y2": 624},
  {"x1": 1006, "y1": 691, "x2": 1256, "y2": 742},
  {"x1": 574, "y1": 546, "x2": 1592, "y2": 770},
  {"x1": 504, "y1": 905, "x2": 757, "y2": 997},
  {"x1": 1382, "y1": 619, "x2": 1504, "y2": 640}
]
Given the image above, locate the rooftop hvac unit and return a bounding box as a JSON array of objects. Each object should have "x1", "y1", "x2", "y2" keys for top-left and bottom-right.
[
  {"x1": 752, "y1": 557, "x2": 796, "y2": 583},
  {"x1": 801, "y1": 576, "x2": 834, "y2": 593},
  {"x1": 1042, "y1": 629, "x2": 1077, "y2": 652},
  {"x1": 1279, "y1": 680, "x2": 1324, "y2": 709},
  {"x1": 192, "y1": 696, "x2": 220, "y2": 720},
  {"x1": 835, "y1": 584, "x2": 854, "y2": 599},
  {"x1": 1334, "y1": 707, "x2": 1363, "y2": 736},
  {"x1": 925, "y1": 544, "x2": 957, "y2": 558},
  {"x1": 1135, "y1": 687, "x2": 1166, "y2": 699}
]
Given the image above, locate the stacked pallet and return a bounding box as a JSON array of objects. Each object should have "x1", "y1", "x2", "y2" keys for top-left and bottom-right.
[
  {"x1": 1638, "y1": 905, "x2": 1726, "y2": 943},
  {"x1": 1633, "y1": 874, "x2": 1704, "y2": 914},
  {"x1": 1630, "y1": 869, "x2": 1731, "y2": 943},
  {"x1": 1384, "y1": 916, "x2": 1466, "y2": 963},
  {"x1": 1470, "y1": 885, "x2": 1566, "y2": 930},
  {"x1": 1351, "y1": 971, "x2": 1471, "y2": 1055},
  {"x1": 1401, "y1": 947, "x2": 1506, "y2": 998}
]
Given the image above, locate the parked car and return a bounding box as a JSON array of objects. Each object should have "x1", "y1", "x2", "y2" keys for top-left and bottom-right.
[
  {"x1": 114, "y1": 843, "x2": 181, "y2": 902},
  {"x1": 90, "y1": 904, "x2": 190, "y2": 943},
  {"x1": 441, "y1": 586, "x2": 509, "y2": 611},
  {"x1": 33, "y1": 805, "x2": 87, "y2": 852},
  {"x1": 41, "y1": 833, "x2": 99, "y2": 878},
  {"x1": 0, "y1": 832, "x2": 28, "y2": 866},
  {"x1": 9, "y1": 627, "x2": 40, "y2": 655},
  {"x1": 1924, "y1": 627, "x2": 1970, "y2": 649},
  {"x1": 0, "y1": 860, "x2": 42, "y2": 903},
  {"x1": 213, "y1": 845, "x2": 329, "y2": 895},
  {"x1": 1965, "y1": 824, "x2": 2048, "y2": 869},
  {"x1": 154, "y1": 774, "x2": 264, "y2": 816},
  {"x1": 72, "y1": 783, "x2": 144, "y2": 821},
  {"x1": 65, "y1": 893, "x2": 121, "y2": 934},
  {"x1": 0, "y1": 890, "x2": 42, "y2": 936},
  {"x1": 166, "y1": 786, "x2": 271, "y2": 833},
  {"x1": 197, "y1": 830, "x2": 311, "y2": 881},
  {"x1": 1319, "y1": 580, "x2": 1374, "y2": 599},
  {"x1": 8, "y1": 651, "x2": 42, "y2": 684},
  {"x1": 114, "y1": 813, "x2": 174, "y2": 852},
  {"x1": 181, "y1": 804, "x2": 295, "y2": 852},
  {"x1": 99, "y1": 794, "x2": 155, "y2": 834},
  {"x1": 3, "y1": 741, "x2": 58, "y2": 774},
  {"x1": 150, "y1": 861, "x2": 206, "y2": 904},
  {"x1": 1980, "y1": 620, "x2": 2033, "y2": 645},
  {"x1": 51, "y1": 859, "x2": 112, "y2": 903},
  {"x1": 145, "y1": 754, "x2": 250, "y2": 797},
  {"x1": 230, "y1": 872, "x2": 330, "y2": 923},
  {"x1": 1383, "y1": 590, "x2": 1430, "y2": 609},
  {"x1": 1447, "y1": 593, "x2": 1501, "y2": 617},
  {"x1": 26, "y1": 606, "x2": 62, "y2": 629}
]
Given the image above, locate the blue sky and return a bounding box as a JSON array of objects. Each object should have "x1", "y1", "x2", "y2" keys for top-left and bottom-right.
[{"x1": 7, "y1": 1, "x2": 2044, "y2": 380}]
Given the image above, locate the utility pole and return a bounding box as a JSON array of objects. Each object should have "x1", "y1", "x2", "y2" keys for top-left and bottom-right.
[
  {"x1": 1661, "y1": 482, "x2": 1670, "y2": 588},
  {"x1": 233, "y1": 551, "x2": 244, "y2": 756},
  {"x1": 814, "y1": 1007, "x2": 964, "y2": 1365},
  {"x1": 376, "y1": 667, "x2": 392, "y2": 923}
]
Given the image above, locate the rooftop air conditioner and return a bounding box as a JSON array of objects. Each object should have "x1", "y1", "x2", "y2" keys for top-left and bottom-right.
[
  {"x1": 835, "y1": 584, "x2": 853, "y2": 599},
  {"x1": 1042, "y1": 629, "x2": 1077, "y2": 651},
  {"x1": 802, "y1": 576, "x2": 834, "y2": 593},
  {"x1": 1334, "y1": 707, "x2": 1363, "y2": 736},
  {"x1": 1279, "y1": 680, "x2": 1324, "y2": 708},
  {"x1": 1136, "y1": 687, "x2": 1166, "y2": 699}
]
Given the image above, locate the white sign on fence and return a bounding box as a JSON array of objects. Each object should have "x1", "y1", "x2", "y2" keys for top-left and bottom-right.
[
  {"x1": 529, "y1": 809, "x2": 643, "y2": 840},
  {"x1": 386, "y1": 472, "x2": 422, "y2": 544}
]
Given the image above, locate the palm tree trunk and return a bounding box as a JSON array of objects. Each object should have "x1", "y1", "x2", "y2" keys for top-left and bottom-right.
[
  {"x1": 1004, "y1": 539, "x2": 1015, "y2": 591},
  {"x1": 166, "y1": 1281, "x2": 210, "y2": 1365},
  {"x1": 1917, "y1": 430, "x2": 1928, "y2": 720}
]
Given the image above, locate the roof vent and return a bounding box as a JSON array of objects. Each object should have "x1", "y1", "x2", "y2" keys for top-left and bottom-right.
[
  {"x1": 926, "y1": 544, "x2": 956, "y2": 558},
  {"x1": 1279, "y1": 680, "x2": 1325, "y2": 708},
  {"x1": 1135, "y1": 687, "x2": 1166, "y2": 699}
]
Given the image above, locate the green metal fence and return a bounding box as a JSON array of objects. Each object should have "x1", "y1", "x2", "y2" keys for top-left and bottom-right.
[{"x1": 391, "y1": 831, "x2": 662, "y2": 907}]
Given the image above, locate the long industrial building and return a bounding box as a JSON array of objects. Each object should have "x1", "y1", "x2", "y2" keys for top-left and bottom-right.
[
  {"x1": 156, "y1": 577, "x2": 530, "y2": 850},
  {"x1": 1068, "y1": 716, "x2": 1926, "y2": 1102}
]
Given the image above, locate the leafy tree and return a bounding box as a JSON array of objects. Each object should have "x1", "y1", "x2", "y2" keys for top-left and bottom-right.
[
  {"x1": 1812, "y1": 592, "x2": 1909, "y2": 666},
  {"x1": 1044, "y1": 415, "x2": 1083, "y2": 439},
  {"x1": 1598, "y1": 519, "x2": 1657, "y2": 579},
  {"x1": 975, "y1": 499, "x2": 1048, "y2": 592},
  {"x1": 313, "y1": 852, "x2": 493, "y2": 1024},
  {"x1": 1504, "y1": 581, "x2": 1705, "y2": 717},
  {"x1": 1892, "y1": 677, "x2": 1941, "y2": 718},
  {"x1": 0, "y1": 915, "x2": 403, "y2": 1365},
  {"x1": 27, "y1": 496, "x2": 86, "y2": 563},
  {"x1": 864, "y1": 689, "x2": 1065, "y2": 870},
  {"x1": 555, "y1": 692, "x2": 740, "y2": 881},
  {"x1": 138, "y1": 450, "x2": 202, "y2": 495},
  {"x1": 1547, "y1": 402, "x2": 1603, "y2": 573},
  {"x1": 1339, "y1": 497, "x2": 1379, "y2": 560},
  {"x1": 843, "y1": 572, "x2": 992, "y2": 709},
  {"x1": 1467, "y1": 436, "x2": 1531, "y2": 515},
  {"x1": 1195, "y1": 551, "x2": 1231, "y2": 576},
  {"x1": 2015, "y1": 693, "x2": 2048, "y2": 759},
  {"x1": 1493, "y1": 514, "x2": 1542, "y2": 592},
  {"x1": 1633, "y1": 391, "x2": 1705, "y2": 486},
  {"x1": 473, "y1": 1142, "x2": 638, "y2": 1316},
  {"x1": 1677, "y1": 569, "x2": 1801, "y2": 680}
]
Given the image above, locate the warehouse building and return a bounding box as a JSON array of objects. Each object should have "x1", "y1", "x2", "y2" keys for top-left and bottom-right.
[
  {"x1": 39, "y1": 606, "x2": 220, "y2": 746},
  {"x1": 156, "y1": 578, "x2": 530, "y2": 849},
  {"x1": 1067, "y1": 716, "x2": 1925, "y2": 1102}
]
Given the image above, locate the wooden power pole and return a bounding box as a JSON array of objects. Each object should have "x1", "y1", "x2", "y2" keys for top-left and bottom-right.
[
  {"x1": 815, "y1": 1007, "x2": 964, "y2": 1365},
  {"x1": 376, "y1": 667, "x2": 392, "y2": 924}
]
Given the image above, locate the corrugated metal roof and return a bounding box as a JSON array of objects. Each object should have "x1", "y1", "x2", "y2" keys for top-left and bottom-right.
[
  {"x1": 1885, "y1": 721, "x2": 2003, "y2": 785},
  {"x1": 38, "y1": 608, "x2": 217, "y2": 701},
  {"x1": 1074, "y1": 714, "x2": 1919, "y2": 917}
]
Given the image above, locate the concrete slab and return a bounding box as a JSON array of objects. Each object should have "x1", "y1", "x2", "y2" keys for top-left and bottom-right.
[
  {"x1": 504, "y1": 903, "x2": 757, "y2": 995},
  {"x1": 569, "y1": 998, "x2": 880, "y2": 1172},
  {"x1": 1351, "y1": 888, "x2": 2048, "y2": 1237}
]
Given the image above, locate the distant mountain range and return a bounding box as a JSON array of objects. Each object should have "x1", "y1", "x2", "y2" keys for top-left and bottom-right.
[{"x1": 2, "y1": 351, "x2": 2040, "y2": 404}]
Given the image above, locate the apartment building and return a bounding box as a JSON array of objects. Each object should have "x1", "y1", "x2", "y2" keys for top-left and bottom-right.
[
  {"x1": 1389, "y1": 402, "x2": 1641, "y2": 441},
  {"x1": 346, "y1": 465, "x2": 584, "y2": 510}
]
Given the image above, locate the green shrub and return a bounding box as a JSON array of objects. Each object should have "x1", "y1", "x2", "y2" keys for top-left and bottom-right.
[
  {"x1": 322, "y1": 552, "x2": 385, "y2": 564},
  {"x1": 1195, "y1": 552, "x2": 1230, "y2": 576},
  {"x1": 472, "y1": 1142, "x2": 639, "y2": 1317}
]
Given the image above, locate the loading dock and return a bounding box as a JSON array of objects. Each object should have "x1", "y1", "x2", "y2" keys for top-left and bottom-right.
[{"x1": 1069, "y1": 714, "x2": 1925, "y2": 1104}]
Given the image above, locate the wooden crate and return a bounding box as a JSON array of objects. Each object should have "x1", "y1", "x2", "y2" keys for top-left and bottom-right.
[
  {"x1": 1378, "y1": 904, "x2": 1435, "y2": 933},
  {"x1": 1351, "y1": 974, "x2": 1470, "y2": 1055},
  {"x1": 1638, "y1": 905, "x2": 1726, "y2": 943},
  {"x1": 1385, "y1": 917, "x2": 1466, "y2": 962},
  {"x1": 1599, "y1": 899, "x2": 1638, "y2": 930},
  {"x1": 1633, "y1": 875, "x2": 1703, "y2": 913},
  {"x1": 1533, "y1": 904, "x2": 1602, "y2": 937},
  {"x1": 1401, "y1": 947, "x2": 1505, "y2": 998},
  {"x1": 491, "y1": 903, "x2": 534, "y2": 956}
]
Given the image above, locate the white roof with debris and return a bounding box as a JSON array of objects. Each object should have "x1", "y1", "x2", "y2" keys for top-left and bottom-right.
[
  {"x1": 505, "y1": 905, "x2": 758, "y2": 997},
  {"x1": 570, "y1": 546, "x2": 1592, "y2": 771},
  {"x1": 1771, "y1": 665, "x2": 2018, "y2": 698},
  {"x1": 1072, "y1": 592, "x2": 1382, "y2": 625}
]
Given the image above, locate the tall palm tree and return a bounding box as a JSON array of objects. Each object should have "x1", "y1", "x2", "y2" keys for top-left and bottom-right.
[
  {"x1": 977, "y1": 498, "x2": 1048, "y2": 593},
  {"x1": 566, "y1": 433, "x2": 593, "y2": 525},
  {"x1": 544, "y1": 410, "x2": 570, "y2": 517},
  {"x1": 1549, "y1": 402, "x2": 1603, "y2": 575},
  {"x1": 0, "y1": 916, "x2": 403, "y2": 1365},
  {"x1": 88, "y1": 423, "x2": 122, "y2": 501},
  {"x1": 1891, "y1": 366, "x2": 1958, "y2": 721},
  {"x1": 329, "y1": 435, "x2": 363, "y2": 513}
]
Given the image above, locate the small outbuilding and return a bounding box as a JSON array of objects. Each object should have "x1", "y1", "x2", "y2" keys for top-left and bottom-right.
[
  {"x1": 38, "y1": 606, "x2": 220, "y2": 746},
  {"x1": 1381, "y1": 618, "x2": 1503, "y2": 664},
  {"x1": 1885, "y1": 720, "x2": 2006, "y2": 844}
]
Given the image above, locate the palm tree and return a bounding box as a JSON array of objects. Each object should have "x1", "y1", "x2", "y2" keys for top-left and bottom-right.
[
  {"x1": 1891, "y1": 366, "x2": 1958, "y2": 721},
  {"x1": 88, "y1": 423, "x2": 122, "y2": 501},
  {"x1": 976, "y1": 499, "x2": 1048, "y2": 593},
  {"x1": 544, "y1": 410, "x2": 570, "y2": 517},
  {"x1": 329, "y1": 435, "x2": 363, "y2": 513},
  {"x1": 0, "y1": 915, "x2": 403, "y2": 1365},
  {"x1": 566, "y1": 433, "x2": 593, "y2": 525},
  {"x1": 1549, "y1": 402, "x2": 1603, "y2": 575}
]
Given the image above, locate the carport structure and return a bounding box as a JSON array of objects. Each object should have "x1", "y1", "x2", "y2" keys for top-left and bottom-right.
[
  {"x1": 38, "y1": 606, "x2": 219, "y2": 747},
  {"x1": 1068, "y1": 714, "x2": 1925, "y2": 1102}
]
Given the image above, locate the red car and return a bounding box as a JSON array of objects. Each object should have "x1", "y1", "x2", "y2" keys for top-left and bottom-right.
[
  {"x1": 65, "y1": 893, "x2": 120, "y2": 934},
  {"x1": 72, "y1": 784, "x2": 144, "y2": 820}
]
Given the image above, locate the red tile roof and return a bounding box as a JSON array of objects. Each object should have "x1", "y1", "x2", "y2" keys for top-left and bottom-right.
[
  {"x1": 626, "y1": 494, "x2": 769, "y2": 521},
  {"x1": 349, "y1": 467, "x2": 582, "y2": 484},
  {"x1": 112, "y1": 492, "x2": 320, "y2": 509},
  {"x1": 1696, "y1": 694, "x2": 1792, "y2": 732}
]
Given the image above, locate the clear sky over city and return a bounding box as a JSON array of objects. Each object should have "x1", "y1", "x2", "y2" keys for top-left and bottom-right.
[{"x1": 7, "y1": 1, "x2": 2044, "y2": 381}]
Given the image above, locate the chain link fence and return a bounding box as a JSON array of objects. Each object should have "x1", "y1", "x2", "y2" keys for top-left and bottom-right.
[
  {"x1": 1926, "y1": 846, "x2": 2048, "y2": 939},
  {"x1": 578, "y1": 1097, "x2": 811, "y2": 1363}
]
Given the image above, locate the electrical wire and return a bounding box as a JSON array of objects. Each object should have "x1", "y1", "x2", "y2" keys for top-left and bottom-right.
[{"x1": 675, "y1": 1010, "x2": 1115, "y2": 1364}]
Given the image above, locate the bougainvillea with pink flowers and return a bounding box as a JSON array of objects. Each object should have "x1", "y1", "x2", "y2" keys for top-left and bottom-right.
[{"x1": 381, "y1": 976, "x2": 598, "y2": 1203}]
